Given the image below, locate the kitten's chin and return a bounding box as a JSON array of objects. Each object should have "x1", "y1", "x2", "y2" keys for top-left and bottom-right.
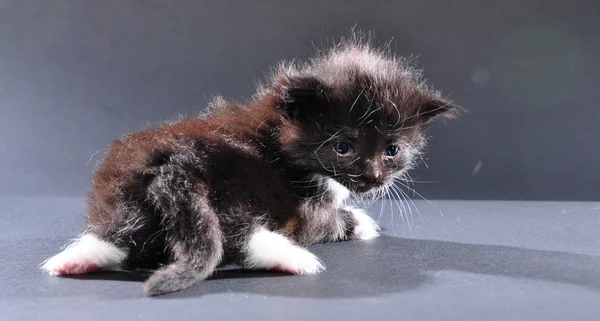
[
  {"x1": 352, "y1": 183, "x2": 385, "y2": 194},
  {"x1": 353, "y1": 184, "x2": 375, "y2": 194},
  {"x1": 351, "y1": 179, "x2": 395, "y2": 195}
]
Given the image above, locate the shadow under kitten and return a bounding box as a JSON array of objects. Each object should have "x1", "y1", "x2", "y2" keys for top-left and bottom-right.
[{"x1": 53, "y1": 234, "x2": 600, "y2": 299}]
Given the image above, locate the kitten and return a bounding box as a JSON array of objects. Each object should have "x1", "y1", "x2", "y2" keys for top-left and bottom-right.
[{"x1": 41, "y1": 33, "x2": 458, "y2": 296}]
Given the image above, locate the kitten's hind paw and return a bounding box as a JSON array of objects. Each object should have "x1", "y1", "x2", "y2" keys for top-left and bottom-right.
[
  {"x1": 40, "y1": 233, "x2": 126, "y2": 276},
  {"x1": 345, "y1": 206, "x2": 380, "y2": 240},
  {"x1": 244, "y1": 228, "x2": 325, "y2": 275}
]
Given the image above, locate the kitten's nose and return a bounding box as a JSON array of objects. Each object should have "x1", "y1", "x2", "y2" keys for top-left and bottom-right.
[{"x1": 362, "y1": 166, "x2": 381, "y2": 182}]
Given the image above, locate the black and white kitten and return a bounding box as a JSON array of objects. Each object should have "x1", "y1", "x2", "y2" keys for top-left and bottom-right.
[{"x1": 41, "y1": 34, "x2": 458, "y2": 296}]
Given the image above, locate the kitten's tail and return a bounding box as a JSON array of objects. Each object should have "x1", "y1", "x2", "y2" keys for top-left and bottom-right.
[
  {"x1": 142, "y1": 196, "x2": 224, "y2": 296},
  {"x1": 143, "y1": 150, "x2": 224, "y2": 296},
  {"x1": 143, "y1": 258, "x2": 218, "y2": 296}
]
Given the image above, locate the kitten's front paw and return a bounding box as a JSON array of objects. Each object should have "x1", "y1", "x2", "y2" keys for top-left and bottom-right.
[
  {"x1": 345, "y1": 206, "x2": 380, "y2": 240},
  {"x1": 270, "y1": 247, "x2": 325, "y2": 275}
]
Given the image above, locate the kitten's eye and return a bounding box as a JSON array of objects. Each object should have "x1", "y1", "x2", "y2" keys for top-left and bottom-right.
[
  {"x1": 385, "y1": 144, "x2": 399, "y2": 156},
  {"x1": 334, "y1": 142, "x2": 354, "y2": 155}
]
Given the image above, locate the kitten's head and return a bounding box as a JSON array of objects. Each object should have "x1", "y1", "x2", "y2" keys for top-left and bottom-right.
[{"x1": 259, "y1": 33, "x2": 459, "y2": 194}]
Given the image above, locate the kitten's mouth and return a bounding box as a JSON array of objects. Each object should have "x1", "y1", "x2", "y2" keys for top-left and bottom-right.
[
  {"x1": 346, "y1": 177, "x2": 395, "y2": 194},
  {"x1": 353, "y1": 182, "x2": 382, "y2": 194}
]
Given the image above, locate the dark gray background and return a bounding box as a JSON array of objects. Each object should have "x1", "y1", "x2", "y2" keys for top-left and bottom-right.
[{"x1": 1, "y1": 0, "x2": 598, "y2": 201}]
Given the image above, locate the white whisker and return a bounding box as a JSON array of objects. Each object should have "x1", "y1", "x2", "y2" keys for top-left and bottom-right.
[
  {"x1": 396, "y1": 183, "x2": 425, "y2": 225},
  {"x1": 390, "y1": 184, "x2": 411, "y2": 232},
  {"x1": 349, "y1": 86, "x2": 367, "y2": 115},
  {"x1": 386, "y1": 97, "x2": 402, "y2": 127},
  {"x1": 396, "y1": 180, "x2": 444, "y2": 217}
]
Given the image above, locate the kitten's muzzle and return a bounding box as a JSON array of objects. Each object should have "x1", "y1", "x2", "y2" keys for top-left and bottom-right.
[
  {"x1": 355, "y1": 182, "x2": 382, "y2": 193},
  {"x1": 361, "y1": 166, "x2": 381, "y2": 182},
  {"x1": 355, "y1": 176, "x2": 385, "y2": 193},
  {"x1": 352, "y1": 161, "x2": 385, "y2": 193}
]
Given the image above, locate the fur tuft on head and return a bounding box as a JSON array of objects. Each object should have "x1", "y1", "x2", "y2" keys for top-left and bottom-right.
[{"x1": 256, "y1": 30, "x2": 459, "y2": 124}]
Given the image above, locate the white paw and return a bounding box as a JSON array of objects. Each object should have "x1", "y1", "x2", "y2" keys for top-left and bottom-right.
[
  {"x1": 244, "y1": 228, "x2": 325, "y2": 275},
  {"x1": 43, "y1": 258, "x2": 103, "y2": 276},
  {"x1": 345, "y1": 206, "x2": 380, "y2": 240},
  {"x1": 271, "y1": 247, "x2": 325, "y2": 275},
  {"x1": 40, "y1": 233, "x2": 126, "y2": 275}
]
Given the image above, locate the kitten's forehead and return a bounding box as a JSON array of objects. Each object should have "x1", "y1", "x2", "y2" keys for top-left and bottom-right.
[
  {"x1": 318, "y1": 117, "x2": 415, "y2": 143},
  {"x1": 348, "y1": 85, "x2": 430, "y2": 124}
]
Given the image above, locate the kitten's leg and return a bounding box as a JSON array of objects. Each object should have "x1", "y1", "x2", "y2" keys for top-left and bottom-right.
[
  {"x1": 312, "y1": 176, "x2": 379, "y2": 242},
  {"x1": 295, "y1": 206, "x2": 380, "y2": 244},
  {"x1": 242, "y1": 228, "x2": 325, "y2": 275},
  {"x1": 341, "y1": 206, "x2": 380, "y2": 240},
  {"x1": 41, "y1": 233, "x2": 127, "y2": 275}
]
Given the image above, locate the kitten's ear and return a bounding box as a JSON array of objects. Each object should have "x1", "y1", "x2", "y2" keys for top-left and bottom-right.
[
  {"x1": 419, "y1": 97, "x2": 460, "y2": 123},
  {"x1": 281, "y1": 77, "x2": 325, "y2": 119}
]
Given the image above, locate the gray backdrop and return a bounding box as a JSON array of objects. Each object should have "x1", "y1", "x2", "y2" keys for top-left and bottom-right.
[{"x1": 1, "y1": 0, "x2": 598, "y2": 201}]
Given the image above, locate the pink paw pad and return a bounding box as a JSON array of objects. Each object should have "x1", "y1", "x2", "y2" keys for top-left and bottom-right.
[
  {"x1": 270, "y1": 265, "x2": 296, "y2": 274},
  {"x1": 56, "y1": 262, "x2": 101, "y2": 275}
]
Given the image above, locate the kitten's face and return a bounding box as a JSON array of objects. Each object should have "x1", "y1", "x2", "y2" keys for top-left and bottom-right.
[
  {"x1": 280, "y1": 81, "x2": 452, "y2": 195},
  {"x1": 268, "y1": 37, "x2": 458, "y2": 194},
  {"x1": 314, "y1": 125, "x2": 423, "y2": 194}
]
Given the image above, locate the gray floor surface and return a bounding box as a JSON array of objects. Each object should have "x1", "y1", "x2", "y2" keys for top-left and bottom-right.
[{"x1": 1, "y1": 197, "x2": 599, "y2": 321}]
